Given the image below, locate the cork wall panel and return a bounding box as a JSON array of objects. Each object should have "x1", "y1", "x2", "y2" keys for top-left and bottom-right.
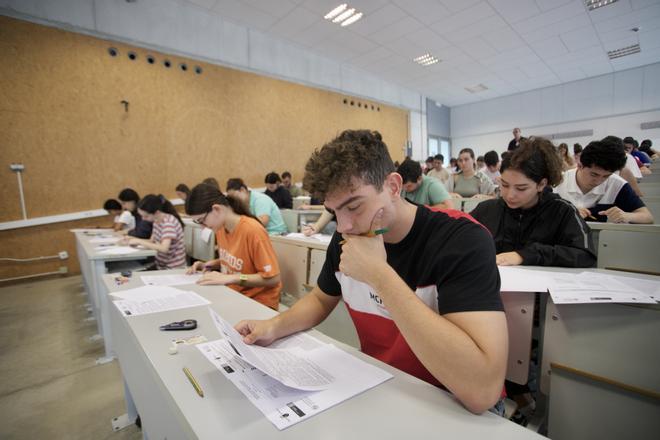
[{"x1": 0, "y1": 16, "x2": 409, "y2": 223}]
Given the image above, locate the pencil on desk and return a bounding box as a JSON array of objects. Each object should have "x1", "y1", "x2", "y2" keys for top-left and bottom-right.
[
  {"x1": 183, "y1": 367, "x2": 204, "y2": 397},
  {"x1": 339, "y1": 228, "x2": 389, "y2": 245}
]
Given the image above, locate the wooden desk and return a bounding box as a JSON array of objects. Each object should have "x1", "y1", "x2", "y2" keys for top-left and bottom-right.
[{"x1": 104, "y1": 270, "x2": 542, "y2": 440}]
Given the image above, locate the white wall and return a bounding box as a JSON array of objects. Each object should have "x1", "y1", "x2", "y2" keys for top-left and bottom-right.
[
  {"x1": 451, "y1": 63, "x2": 660, "y2": 157},
  {"x1": 0, "y1": 0, "x2": 422, "y2": 113},
  {"x1": 408, "y1": 97, "x2": 427, "y2": 161}
]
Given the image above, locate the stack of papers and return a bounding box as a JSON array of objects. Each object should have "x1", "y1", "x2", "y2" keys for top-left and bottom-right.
[
  {"x1": 197, "y1": 309, "x2": 392, "y2": 430},
  {"x1": 112, "y1": 285, "x2": 210, "y2": 316},
  {"x1": 549, "y1": 272, "x2": 658, "y2": 304}
]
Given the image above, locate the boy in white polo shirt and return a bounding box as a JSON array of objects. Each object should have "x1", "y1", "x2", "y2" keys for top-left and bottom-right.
[{"x1": 554, "y1": 138, "x2": 653, "y2": 224}]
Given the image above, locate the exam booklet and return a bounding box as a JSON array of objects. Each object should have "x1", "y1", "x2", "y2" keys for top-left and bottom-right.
[
  {"x1": 111, "y1": 285, "x2": 210, "y2": 316},
  {"x1": 198, "y1": 309, "x2": 392, "y2": 430}
]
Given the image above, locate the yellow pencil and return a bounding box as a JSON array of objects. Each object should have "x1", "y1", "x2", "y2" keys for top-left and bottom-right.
[
  {"x1": 183, "y1": 367, "x2": 204, "y2": 397},
  {"x1": 339, "y1": 228, "x2": 389, "y2": 245}
]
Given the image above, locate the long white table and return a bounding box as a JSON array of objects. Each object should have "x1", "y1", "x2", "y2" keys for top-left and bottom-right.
[
  {"x1": 73, "y1": 230, "x2": 156, "y2": 364},
  {"x1": 104, "y1": 270, "x2": 543, "y2": 440}
]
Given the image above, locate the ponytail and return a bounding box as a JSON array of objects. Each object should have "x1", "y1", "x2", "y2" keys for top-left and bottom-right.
[
  {"x1": 186, "y1": 184, "x2": 261, "y2": 224},
  {"x1": 138, "y1": 194, "x2": 185, "y2": 228}
]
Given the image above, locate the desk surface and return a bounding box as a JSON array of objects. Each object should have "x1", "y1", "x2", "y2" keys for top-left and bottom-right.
[
  {"x1": 586, "y1": 222, "x2": 660, "y2": 232},
  {"x1": 74, "y1": 231, "x2": 156, "y2": 261},
  {"x1": 104, "y1": 270, "x2": 541, "y2": 440},
  {"x1": 270, "y1": 234, "x2": 331, "y2": 251}
]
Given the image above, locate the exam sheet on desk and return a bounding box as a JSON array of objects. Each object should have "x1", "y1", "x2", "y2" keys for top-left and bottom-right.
[{"x1": 111, "y1": 285, "x2": 210, "y2": 316}]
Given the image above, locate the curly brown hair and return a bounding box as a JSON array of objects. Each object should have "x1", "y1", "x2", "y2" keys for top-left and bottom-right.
[
  {"x1": 303, "y1": 130, "x2": 395, "y2": 199},
  {"x1": 501, "y1": 137, "x2": 563, "y2": 187}
]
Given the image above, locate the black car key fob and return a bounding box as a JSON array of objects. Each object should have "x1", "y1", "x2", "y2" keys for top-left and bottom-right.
[{"x1": 159, "y1": 319, "x2": 197, "y2": 331}]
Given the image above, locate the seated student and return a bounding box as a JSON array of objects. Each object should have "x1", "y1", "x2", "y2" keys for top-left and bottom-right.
[
  {"x1": 185, "y1": 184, "x2": 282, "y2": 310},
  {"x1": 104, "y1": 199, "x2": 135, "y2": 232},
  {"x1": 625, "y1": 136, "x2": 653, "y2": 169},
  {"x1": 121, "y1": 194, "x2": 186, "y2": 269},
  {"x1": 476, "y1": 155, "x2": 486, "y2": 171},
  {"x1": 264, "y1": 172, "x2": 293, "y2": 209},
  {"x1": 482, "y1": 150, "x2": 501, "y2": 184},
  {"x1": 234, "y1": 129, "x2": 507, "y2": 415},
  {"x1": 558, "y1": 143, "x2": 576, "y2": 171},
  {"x1": 470, "y1": 138, "x2": 596, "y2": 268},
  {"x1": 447, "y1": 148, "x2": 497, "y2": 198},
  {"x1": 424, "y1": 156, "x2": 434, "y2": 175},
  {"x1": 553, "y1": 139, "x2": 654, "y2": 224},
  {"x1": 573, "y1": 143, "x2": 583, "y2": 164},
  {"x1": 301, "y1": 208, "x2": 337, "y2": 236},
  {"x1": 118, "y1": 188, "x2": 152, "y2": 238},
  {"x1": 281, "y1": 171, "x2": 303, "y2": 197},
  {"x1": 397, "y1": 158, "x2": 453, "y2": 210},
  {"x1": 622, "y1": 137, "x2": 645, "y2": 179},
  {"x1": 202, "y1": 177, "x2": 220, "y2": 189},
  {"x1": 449, "y1": 157, "x2": 459, "y2": 173},
  {"x1": 639, "y1": 139, "x2": 658, "y2": 159},
  {"x1": 226, "y1": 178, "x2": 287, "y2": 235},
  {"x1": 175, "y1": 183, "x2": 191, "y2": 201},
  {"x1": 427, "y1": 154, "x2": 450, "y2": 185}
]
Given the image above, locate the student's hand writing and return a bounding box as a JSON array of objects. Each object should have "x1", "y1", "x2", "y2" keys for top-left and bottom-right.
[
  {"x1": 196, "y1": 272, "x2": 237, "y2": 286},
  {"x1": 186, "y1": 261, "x2": 207, "y2": 274},
  {"x1": 302, "y1": 224, "x2": 316, "y2": 236},
  {"x1": 598, "y1": 207, "x2": 628, "y2": 223},
  {"x1": 234, "y1": 319, "x2": 280, "y2": 346},
  {"x1": 339, "y1": 209, "x2": 388, "y2": 285},
  {"x1": 450, "y1": 192, "x2": 462, "y2": 199},
  {"x1": 577, "y1": 207, "x2": 591, "y2": 219},
  {"x1": 496, "y1": 252, "x2": 523, "y2": 266}
]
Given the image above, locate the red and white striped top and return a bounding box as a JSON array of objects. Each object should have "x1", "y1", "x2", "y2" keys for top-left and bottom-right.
[{"x1": 152, "y1": 213, "x2": 186, "y2": 269}]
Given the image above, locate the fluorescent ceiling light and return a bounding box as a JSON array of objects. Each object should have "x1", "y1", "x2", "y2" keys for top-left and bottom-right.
[
  {"x1": 333, "y1": 8, "x2": 355, "y2": 23},
  {"x1": 585, "y1": 0, "x2": 618, "y2": 11},
  {"x1": 341, "y1": 12, "x2": 363, "y2": 26},
  {"x1": 465, "y1": 84, "x2": 489, "y2": 94},
  {"x1": 324, "y1": 4, "x2": 347, "y2": 20},
  {"x1": 607, "y1": 44, "x2": 641, "y2": 59},
  {"x1": 413, "y1": 53, "x2": 440, "y2": 66}
]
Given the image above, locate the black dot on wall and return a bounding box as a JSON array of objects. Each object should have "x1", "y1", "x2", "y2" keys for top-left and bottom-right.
[
  {"x1": 163, "y1": 59, "x2": 171, "y2": 68},
  {"x1": 108, "y1": 47, "x2": 118, "y2": 57},
  {"x1": 146, "y1": 55, "x2": 155, "y2": 64},
  {"x1": 127, "y1": 51, "x2": 137, "y2": 61},
  {"x1": 358, "y1": 102, "x2": 362, "y2": 108},
  {"x1": 179, "y1": 63, "x2": 188, "y2": 72},
  {"x1": 343, "y1": 99, "x2": 348, "y2": 104},
  {"x1": 350, "y1": 101, "x2": 354, "y2": 106},
  {"x1": 371, "y1": 105, "x2": 374, "y2": 110},
  {"x1": 377, "y1": 107, "x2": 380, "y2": 112},
  {"x1": 194, "y1": 66, "x2": 203, "y2": 74}
]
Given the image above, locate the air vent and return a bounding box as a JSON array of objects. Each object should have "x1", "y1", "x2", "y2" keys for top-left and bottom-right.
[
  {"x1": 641, "y1": 121, "x2": 660, "y2": 130},
  {"x1": 585, "y1": 0, "x2": 618, "y2": 11},
  {"x1": 537, "y1": 129, "x2": 594, "y2": 140},
  {"x1": 465, "y1": 84, "x2": 488, "y2": 94},
  {"x1": 607, "y1": 44, "x2": 640, "y2": 59}
]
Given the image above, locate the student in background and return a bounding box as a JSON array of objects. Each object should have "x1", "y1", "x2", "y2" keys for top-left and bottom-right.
[
  {"x1": 301, "y1": 209, "x2": 336, "y2": 236},
  {"x1": 175, "y1": 183, "x2": 191, "y2": 201},
  {"x1": 482, "y1": 150, "x2": 501, "y2": 184},
  {"x1": 449, "y1": 157, "x2": 458, "y2": 173},
  {"x1": 476, "y1": 156, "x2": 486, "y2": 171},
  {"x1": 202, "y1": 177, "x2": 221, "y2": 189},
  {"x1": 507, "y1": 127, "x2": 525, "y2": 151},
  {"x1": 553, "y1": 139, "x2": 653, "y2": 224},
  {"x1": 427, "y1": 154, "x2": 450, "y2": 185},
  {"x1": 398, "y1": 159, "x2": 453, "y2": 210},
  {"x1": 573, "y1": 143, "x2": 583, "y2": 164},
  {"x1": 626, "y1": 137, "x2": 653, "y2": 168},
  {"x1": 639, "y1": 139, "x2": 658, "y2": 159},
  {"x1": 121, "y1": 194, "x2": 186, "y2": 269},
  {"x1": 446, "y1": 148, "x2": 497, "y2": 198},
  {"x1": 104, "y1": 199, "x2": 135, "y2": 232},
  {"x1": 264, "y1": 172, "x2": 293, "y2": 209},
  {"x1": 424, "y1": 156, "x2": 434, "y2": 174},
  {"x1": 185, "y1": 184, "x2": 282, "y2": 310},
  {"x1": 471, "y1": 137, "x2": 596, "y2": 268},
  {"x1": 281, "y1": 171, "x2": 303, "y2": 197},
  {"x1": 234, "y1": 129, "x2": 507, "y2": 415},
  {"x1": 226, "y1": 178, "x2": 287, "y2": 235},
  {"x1": 557, "y1": 143, "x2": 576, "y2": 171},
  {"x1": 118, "y1": 188, "x2": 152, "y2": 238},
  {"x1": 621, "y1": 137, "x2": 645, "y2": 179}
]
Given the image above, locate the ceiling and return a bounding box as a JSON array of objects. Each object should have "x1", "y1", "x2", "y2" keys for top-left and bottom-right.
[{"x1": 180, "y1": 0, "x2": 660, "y2": 107}]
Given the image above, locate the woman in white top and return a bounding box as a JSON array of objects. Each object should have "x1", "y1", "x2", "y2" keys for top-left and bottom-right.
[{"x1": 447, "y1": 148, "x2": 497, "y2": 198}]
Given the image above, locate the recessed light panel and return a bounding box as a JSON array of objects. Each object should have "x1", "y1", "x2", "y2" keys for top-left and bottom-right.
[{"x1": 324, "y1": 3, "x2": 363, "y2": 27}]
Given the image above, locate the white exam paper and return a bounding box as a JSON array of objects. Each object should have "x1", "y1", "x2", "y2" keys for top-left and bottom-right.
[
  {"x1": 549, "y1": 272, "x2": 657, "y2": 304},
  {"x1": 286, "y1": 233, "x2": 332, "y2": 243},
  {"x1": 97, "y1": 246, "x2": 140, "y2": 255},
  {"x1": 498, "y1": 266, "x2": 560, "y2": 292},
  {"x1": 210, "y1": 309, "x2": 332, "y2": 391},
  {"x1": 141, "y1": 274, "x2": 202, "y2": 286},
  {"x1": 112, "y1": 286, "x2": 210, "y2": 316},
  {"x1": 89, "y1": 236, "x2": 121, "y2": 244}
]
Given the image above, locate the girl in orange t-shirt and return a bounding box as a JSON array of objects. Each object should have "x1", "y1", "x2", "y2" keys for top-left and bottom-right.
[{"x1": 185, "y1": 184, "x2": 282, "y2": 310}]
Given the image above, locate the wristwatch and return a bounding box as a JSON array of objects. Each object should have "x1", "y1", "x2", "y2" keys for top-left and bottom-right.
[{"x1": 238, "y1": 273, "x2": 248, "y2": 286}]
